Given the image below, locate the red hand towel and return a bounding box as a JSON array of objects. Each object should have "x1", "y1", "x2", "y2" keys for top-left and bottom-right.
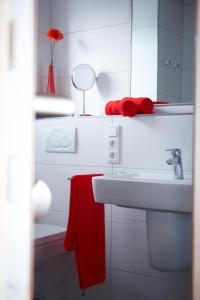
[
  {"x1": 105, "y1": 101, "x2": 119, "y2": 115},
  {"x1": 116, "y1": 98, "x2": 138, "y2": 116},
  {"x1": 123, "y1": 97, "x2": 153, "y2": 114},
  {"x1": 105, "y1": 99, "x2": 138, "y2": 116},
  {"x1": 64, "y1": 174, "x2": 105, "y2": 290}
]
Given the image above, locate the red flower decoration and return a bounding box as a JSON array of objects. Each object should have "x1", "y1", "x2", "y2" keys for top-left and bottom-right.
[{"x1": 47, "y1": 28, "x2": 63, "y2": 42}]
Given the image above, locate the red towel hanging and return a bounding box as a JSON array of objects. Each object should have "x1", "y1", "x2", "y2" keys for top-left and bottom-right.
[{"x1": 64, "y1": 174, "x2": 105, "y2": 290}]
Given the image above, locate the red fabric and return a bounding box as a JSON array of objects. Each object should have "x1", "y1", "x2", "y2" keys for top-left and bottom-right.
[
  {"x1": 64, "y1": 174, "x2": 105, "y2": 290},
  {"x1": 105, "y1": 99, "x2": 138, "y2": 117},
  {"x1": 123, "y1": 97, "x2": 153, "y2": 114},
  {"x1": 116, "y1": 98, "x2": 138, "y2": 116},
  {"x1": 105, "y1": 101, "x2": 116, "y2": 115},
  {"x1": 47, "y1": 64, "x2": 55, "y2": 94}
]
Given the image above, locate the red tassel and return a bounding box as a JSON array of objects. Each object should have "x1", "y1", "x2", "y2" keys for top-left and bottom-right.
[{"x1": 47, "y1": 64, "x2": 55, "y2": 95}]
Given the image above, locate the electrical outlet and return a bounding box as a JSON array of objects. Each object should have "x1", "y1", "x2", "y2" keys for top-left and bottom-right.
[
  {"x1": 108, "y1": 137, "x2": 118, "y2": 149},
  {"x1": 107, "y1": 149, "x2": 119, "y2": 162}
]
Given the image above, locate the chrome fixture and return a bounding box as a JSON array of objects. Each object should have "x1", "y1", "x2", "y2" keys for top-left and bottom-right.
[{"x1": 166, "y1": 148, "x2": 184, "y2": 179}]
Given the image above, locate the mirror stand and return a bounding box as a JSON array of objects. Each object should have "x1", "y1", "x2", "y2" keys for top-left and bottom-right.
[{"x1": 71, "y1": 64, "x2": 96, "y2": 116}]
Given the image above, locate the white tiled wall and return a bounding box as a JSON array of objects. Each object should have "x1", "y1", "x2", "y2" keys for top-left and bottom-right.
[
  {"x1": 36, "y1": 0, "x2": 131, "y2": 114},
  {"x1": 35, "y1": 115, "x2": 192, "y2": 300},
  {"x1": 111, "y1": 270, "x2": 189, "y2": 300}
]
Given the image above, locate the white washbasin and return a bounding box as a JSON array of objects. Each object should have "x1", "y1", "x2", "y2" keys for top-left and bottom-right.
[
  {"x1": 92, "y1": 172, "x2": 193, "y2": 213},
  {"x1": 93, "y1": 171, "x2": 193, "y2": 272}
]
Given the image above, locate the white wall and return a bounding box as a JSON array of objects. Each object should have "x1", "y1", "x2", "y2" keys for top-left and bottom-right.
[
  {"x1": 51, "y1": 0, "x2": 130, "y2": 115},
  {"x1": 35, "y1": 114, "x2": 192, "y2": 300}
]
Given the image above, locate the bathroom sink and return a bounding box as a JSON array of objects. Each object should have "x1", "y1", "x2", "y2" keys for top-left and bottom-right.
[{"x1": 92, "y1": 172, "x2": 193, "y2": 213}]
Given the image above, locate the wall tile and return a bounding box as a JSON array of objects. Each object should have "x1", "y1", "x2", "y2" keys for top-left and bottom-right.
[
  {"x1": 133, "y1": 27, "x2": 158, "y2": 61},
  {"x1": 182, "y1": 37, "x2": 194, "y2": 68},
  {"x1": 132, "y1": 0, "x2": 159, "y2": 29},
  {"x1": 37, "y1": 33, "x2": 51, "y2": 77},
  {"x1": 157, "y1": 93, "x2": 181, "y2": 103},
  {"x1": 111, "y1": 218, "x2": 190, "y2": 284},
  {"x1": 183, "y1": 4, "x2": 195, "y2": 37},
  {"x1": 35, "y1": 116, "x2": 113, "y2": 166},
  {"x1": 37, "y1": 0, "x2": 52, "y2": 33},
  {"x1": 37, "y1": 210, "x2": 68, "y2": 227},
  {"x1": 105, "y1": 217, "x2": 111, "y2": 267},
  {"x1": 54, "y1": 24, "x2": 130, "y2": 78},
  {"x1": 182, "y1": 68, "x2": 194, "y2": 100},
  {"x1": 52, "y1": 0, "x2": 130, "y2": 33},
  {"x1": 36, "y1": 76, "x2": 48, "y2": 95},
  {"x1": 111, "y1": 269, "x2": 190, "y2": 300},
  {"x1": 184, "y1": 0, "x2": 194, "y2": 4},
  {"x1": 112, "y1": 115, "x2": 193, "y2": 172},
  {"x1": 159, "y1": 0, "x2": 183, "y2": 37},
  {"x1": 157, "y1": 62, "x2": 182, "y2": 100},
  {"x1": 158, "y1": 27, "x2": 182, "y2": 65},
  {"x1": 131, "y1": 60, "x2": 158, "y2": 96}
]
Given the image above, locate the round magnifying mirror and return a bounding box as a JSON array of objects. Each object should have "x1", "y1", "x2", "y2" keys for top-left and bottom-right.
[
  {"x1": 72, "y1": 64, "x2": 96, "y2": 91},
  {"x1": 72, "y1": 64, "x2": 96, "y2": 115}
]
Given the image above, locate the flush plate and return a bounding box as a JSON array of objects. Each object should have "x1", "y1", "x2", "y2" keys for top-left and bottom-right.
[{"x1": 45, "y1": 127, "x2": 76, "y2": 153}]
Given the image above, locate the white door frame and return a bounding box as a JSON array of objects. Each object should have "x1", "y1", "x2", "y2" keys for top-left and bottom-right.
[
  {"x1": 0, "y1": 0, "x2": 75, "y2": 299},
  {"x1": 0, "y1": 0, "x2": 34, "y2": 299}
]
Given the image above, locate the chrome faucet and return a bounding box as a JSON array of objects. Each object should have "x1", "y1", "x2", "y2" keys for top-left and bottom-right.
[{"x1": 166, "y1": 148, "x2": 184, "y2": 179}]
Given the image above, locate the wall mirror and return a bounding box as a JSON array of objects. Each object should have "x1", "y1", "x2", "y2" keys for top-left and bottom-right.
[{"x1": 131, "y1": 0, "x2": 195, "y2": 104}]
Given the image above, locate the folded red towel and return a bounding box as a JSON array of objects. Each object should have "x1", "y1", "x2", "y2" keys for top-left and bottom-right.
[
  {"x1": 64, "y1": 174, "x2": 105, "y2": 290},
  {"x1": 105, "y1": 101, "x2": 120, "y2": 115},
  {"x1": 123, "y1": 97, "x2": 153, "y2": 114},
  {"x1": 105, "y1": 99, "x2": 138, "y2": 117},
  {"x1": 116, "y1": 98, "x2": 138, "y2": 116}
]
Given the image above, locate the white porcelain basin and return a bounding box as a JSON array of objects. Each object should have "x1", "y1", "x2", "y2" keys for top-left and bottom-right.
[
  {"x1": 93, "y1": 171, "x2": 193, "y2": 272},
  {"x1": 92, "y1": 172, "x2": 193, "y2": 213}
]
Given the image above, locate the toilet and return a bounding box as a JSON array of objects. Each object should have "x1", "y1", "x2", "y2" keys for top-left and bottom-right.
[{"x1": 34, "y1": 224, "x2": 74, "y2": 299}]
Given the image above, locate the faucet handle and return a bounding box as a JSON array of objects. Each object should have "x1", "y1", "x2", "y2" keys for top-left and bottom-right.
[{"x1": 166, "y1": 148, "x2": 181, "y2": 156}]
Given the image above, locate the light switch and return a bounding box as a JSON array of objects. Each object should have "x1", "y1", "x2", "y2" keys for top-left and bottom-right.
[
  {"x1": 106, "y1": 126, "x2": 120, "y2": 163},
  {"x1": 108, "y1": 126, "x2": 119, "y2": 137}
]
